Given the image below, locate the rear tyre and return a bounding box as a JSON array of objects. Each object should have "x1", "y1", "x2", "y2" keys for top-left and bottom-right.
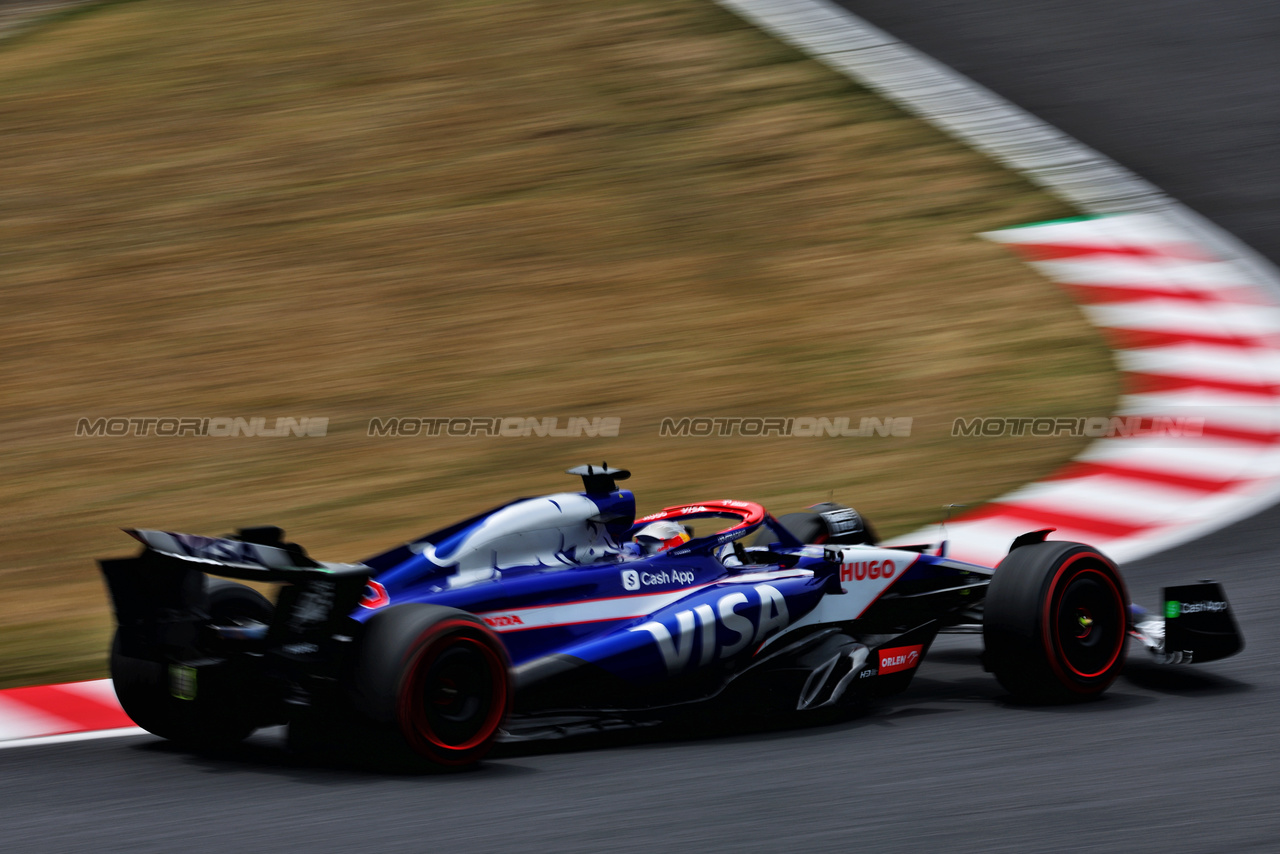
[
  {"x1": 111, "y1": 578, "x2": 273, "y2": 746},
  {"x1": 205, "y1": 578, "x2": 273, "y2": 624},
  {"x1": 753, "y1": 503, "x2": 878, "y2": 547},
  {"x1": 771, "y1": 512, "x2": 828, "y2": 545},
  {"x1": 984, "y1": 541, "x2": 1129, "y2": 703},
  {"x1": 349, "y1": 604, "x2": 511, "y2": 770}
]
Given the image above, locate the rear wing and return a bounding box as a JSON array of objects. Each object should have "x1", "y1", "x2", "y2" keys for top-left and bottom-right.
[
  {"x1": 101, "y1": 527, "x2": 371, "y2": 661},
  {"x1": 124, "y1": 526, "x2": 322, "y2": 570}
]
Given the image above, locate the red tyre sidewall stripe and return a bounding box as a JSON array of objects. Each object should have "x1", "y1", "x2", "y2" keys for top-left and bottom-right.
[
  {"x1": 1041, "y1": 553, "x2": 1127, "y2": 690},
  {"x1": 397, "y1": 619, "x2": 510, "y2": 763}
]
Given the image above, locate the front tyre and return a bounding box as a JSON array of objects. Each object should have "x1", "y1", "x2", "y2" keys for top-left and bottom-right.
[
  {"x1": 984, "y1": 541, "x2": 1129, "y2": 703},
  {"x1": 350, "y1": 604, "x2": 511, "y2": 769}
]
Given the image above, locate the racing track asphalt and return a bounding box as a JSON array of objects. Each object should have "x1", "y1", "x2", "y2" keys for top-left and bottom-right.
[
  {"x1": 4, "y1": 3, "x2": 1280, "y2": 851},
  {"x1": 832, "y1": 0, "x2": 1280, "y2": 267}
]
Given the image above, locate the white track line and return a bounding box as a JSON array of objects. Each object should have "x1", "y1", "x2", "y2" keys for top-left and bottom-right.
[{"x1": 0, "y1": 726, "x2": 146, "y2": 751}]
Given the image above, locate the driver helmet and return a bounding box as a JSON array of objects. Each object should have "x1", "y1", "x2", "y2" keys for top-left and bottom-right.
[{"x1": 634, "y1": 520, "x2": 691, "y2": 555}]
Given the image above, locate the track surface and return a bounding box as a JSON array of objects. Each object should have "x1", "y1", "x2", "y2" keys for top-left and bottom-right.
[
  {"x1": 834, "y1": 0, "x2": 1280, "y2": 266},
  {"x1": 6, "y1": 3, "x2": 1280, "y2": 851}
]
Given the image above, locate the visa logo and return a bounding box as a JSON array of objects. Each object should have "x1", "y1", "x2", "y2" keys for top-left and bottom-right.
[{"x1": 629, "y1": 584, "x2": 789, "y2": 674}]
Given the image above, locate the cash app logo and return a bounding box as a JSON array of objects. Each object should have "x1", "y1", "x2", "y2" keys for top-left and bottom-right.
[{"x1": 1165, "y1": 600, "x2": 1180, "y2": 619}]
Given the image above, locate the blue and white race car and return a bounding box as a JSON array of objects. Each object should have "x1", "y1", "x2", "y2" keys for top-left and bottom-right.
[{"x1": 99, "y1": 464, "x2": 1243, "y2": 768}]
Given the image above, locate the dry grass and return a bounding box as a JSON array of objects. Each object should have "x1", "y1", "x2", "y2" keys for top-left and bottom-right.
[{"x1": 0, "y1": 0, "x2": 1114, "y2": 688}]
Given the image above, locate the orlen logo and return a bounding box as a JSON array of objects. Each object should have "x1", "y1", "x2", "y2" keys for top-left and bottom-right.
[
  {"x1": 840, "y1": 560, "x2": 895, "y2": 582},
  {"x1": 878, "y1": 644, "x2": 923, "y2": 675},
  {"x1": 483, "y1": 614, "x2": 524, "y2": 628}
]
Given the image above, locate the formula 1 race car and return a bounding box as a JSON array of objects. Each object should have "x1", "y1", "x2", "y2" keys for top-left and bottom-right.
[{"x1": 99, "y1": 465, "x2": 1244, "y2": 769}]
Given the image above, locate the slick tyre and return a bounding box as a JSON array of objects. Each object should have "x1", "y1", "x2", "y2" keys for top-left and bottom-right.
[
  {"x1": 984, "y1": 541, "x2": 1129, "y2": 703},
  {"x1": 111, "y1": 578, "x2": 273, "y2": 747},
  {"x1": 753, "y1": 504, "x2": 878, "y2": 547},
  {"x1": 350, "y1": 604, "x2": 511, "y2": 770},
  {"x1": 770, "y1": 512, "x2": 827, "y2": 545}
]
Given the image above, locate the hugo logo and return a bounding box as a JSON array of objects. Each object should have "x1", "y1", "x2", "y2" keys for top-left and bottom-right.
[{"x1": 840, "y1": 560, "x2": 895, "y2": 582}]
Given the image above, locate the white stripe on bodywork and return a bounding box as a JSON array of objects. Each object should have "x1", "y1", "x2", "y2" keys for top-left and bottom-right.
[
  {"x1": 759, "y1": 549, "x2": 917, "y2": 651},
  {"x1": 475, "y1": 569, "x2": 814, "y2": 632}
]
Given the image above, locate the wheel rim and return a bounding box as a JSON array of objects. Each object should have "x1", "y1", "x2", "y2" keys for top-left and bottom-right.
[
  {"x1": 1049, "y1": 565, "x2": 1126, "y2": 680},
  {"x1": 401, "y1": 627, "x2": 507, "y2": 757}
]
